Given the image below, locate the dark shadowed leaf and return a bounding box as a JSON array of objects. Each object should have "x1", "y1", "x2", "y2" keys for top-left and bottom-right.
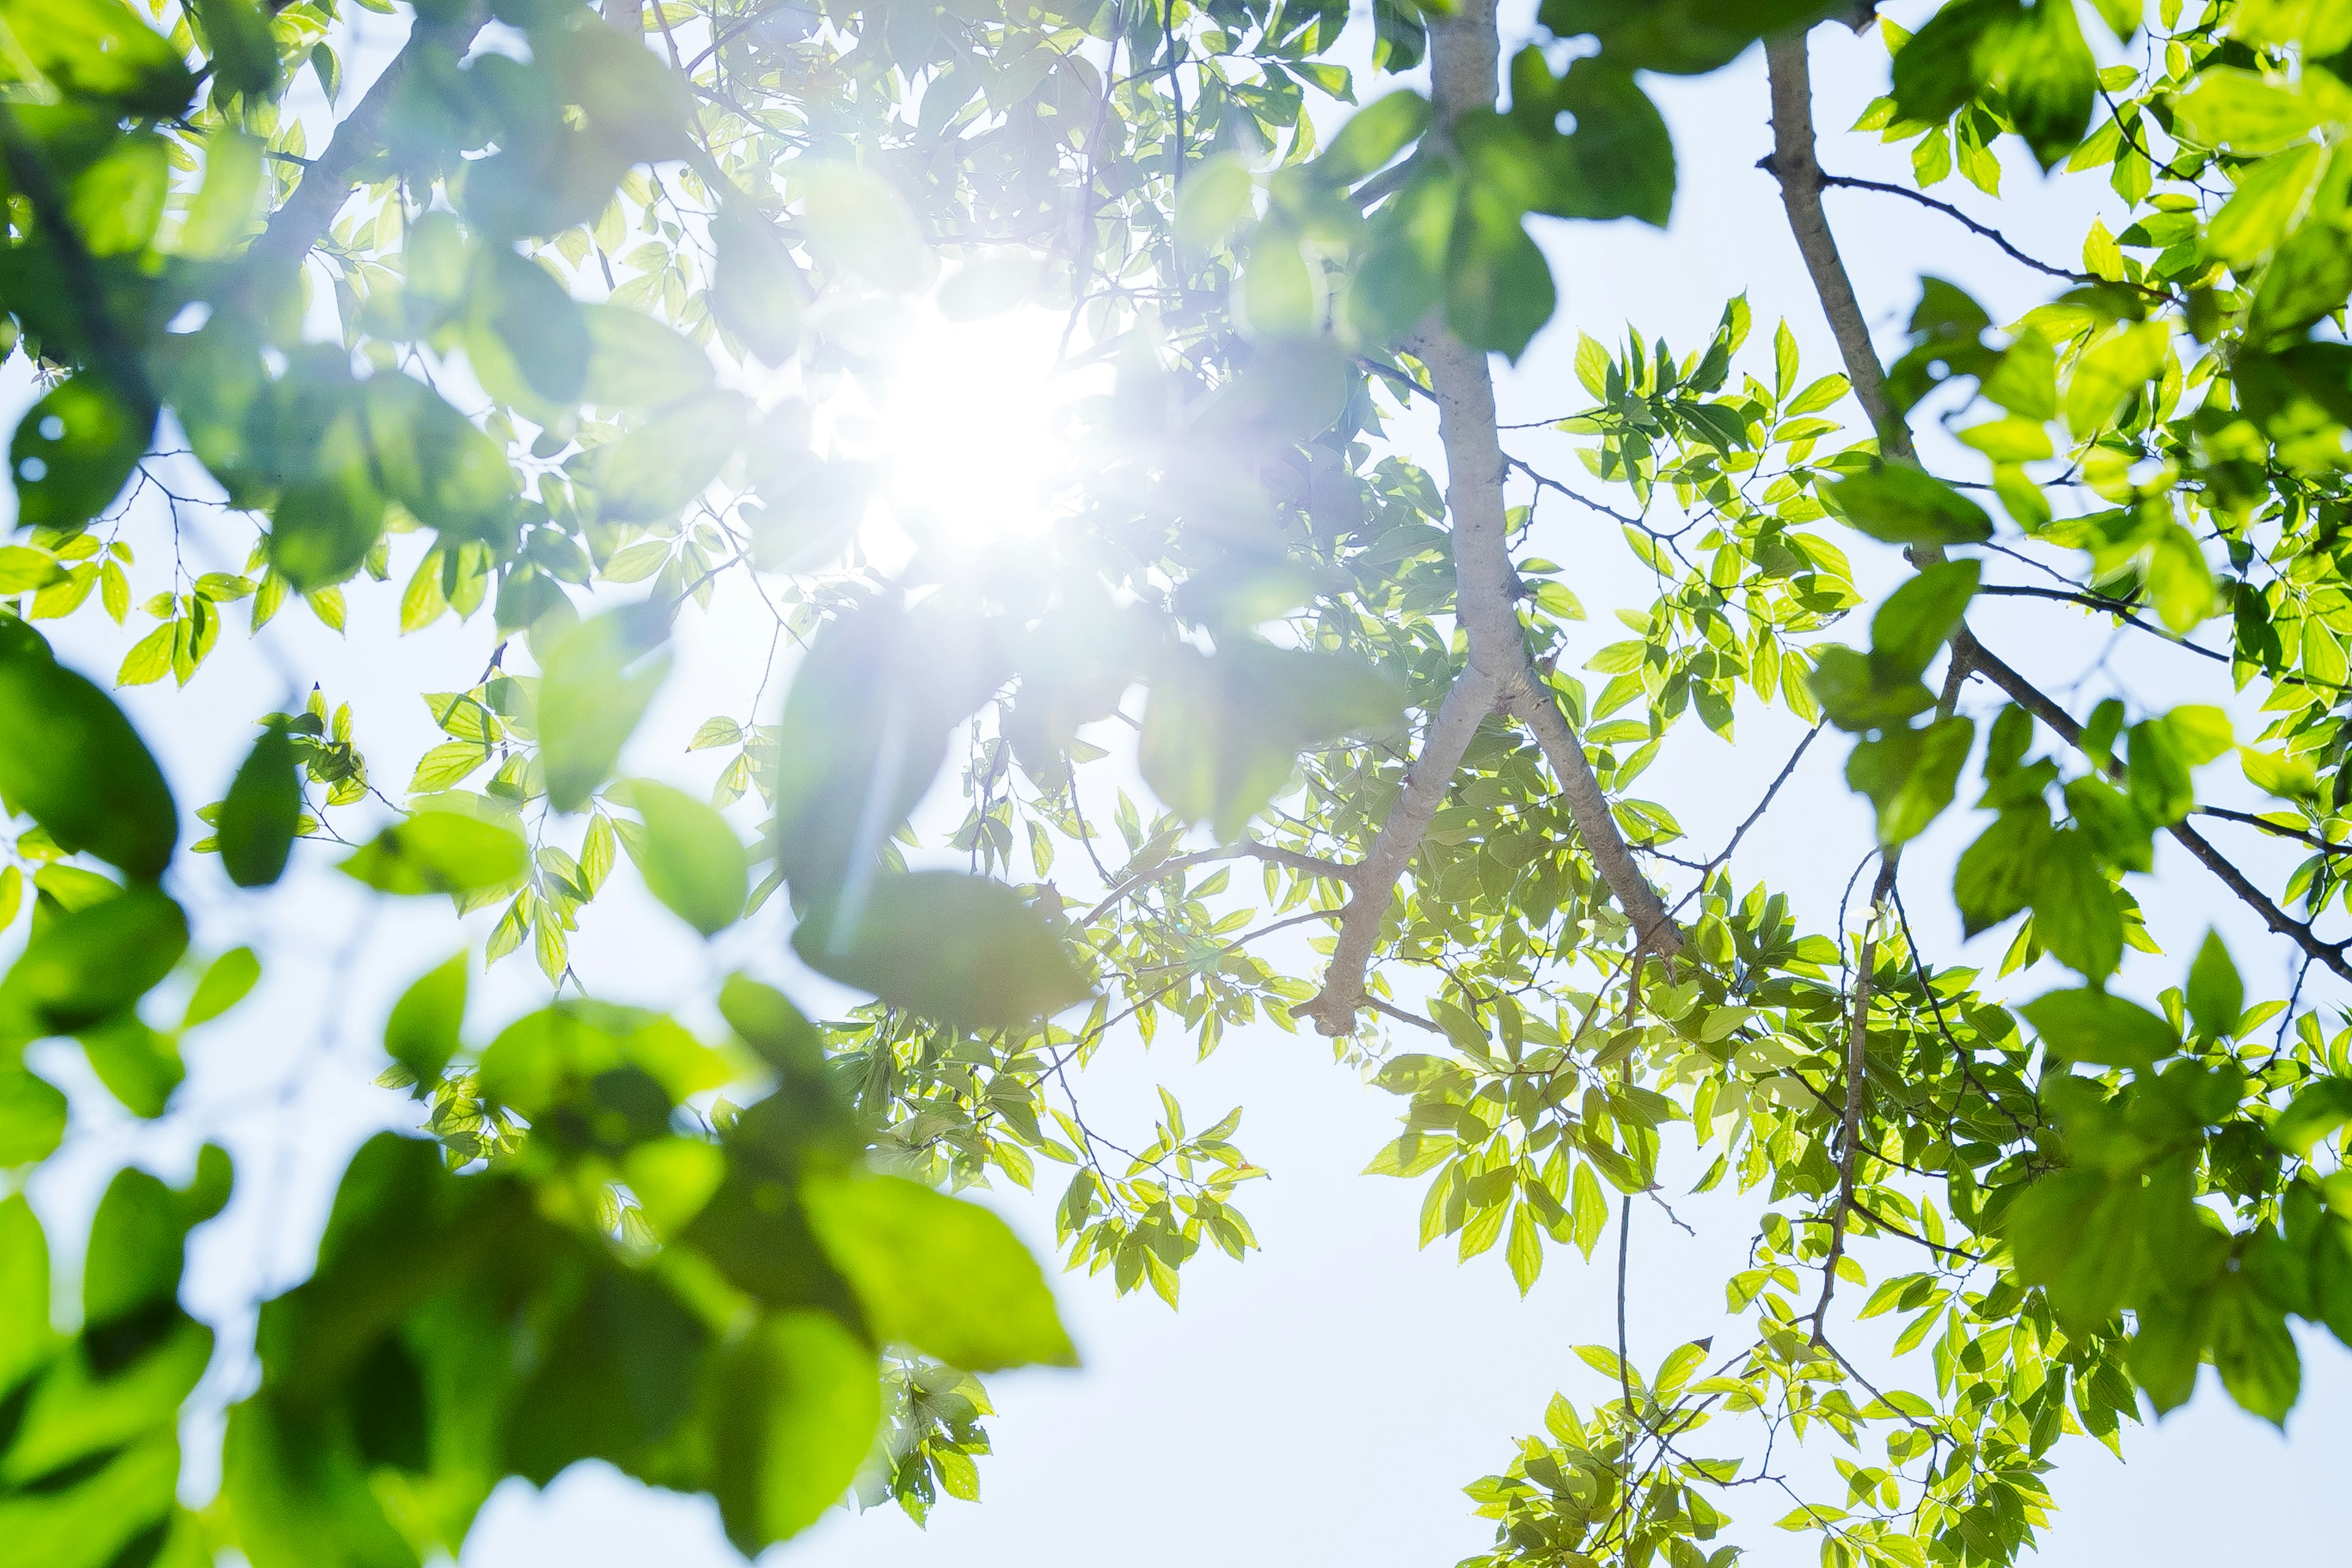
[
  {"x1": 0, "y1": 646, "x2": 177, "y2": 878},
  {"x1": 219, "y1": 723, "x2": 300, "y2": 888}
]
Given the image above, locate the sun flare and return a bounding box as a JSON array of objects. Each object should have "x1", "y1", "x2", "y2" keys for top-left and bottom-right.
[{"x1": 858, "y1": 301, "x2": 1079, "y2": 552}]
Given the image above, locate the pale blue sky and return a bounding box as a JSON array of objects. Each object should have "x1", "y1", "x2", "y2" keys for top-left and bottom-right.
[{"x1": 7, "y1": 4, "x2": 2347, "y2": 1566}]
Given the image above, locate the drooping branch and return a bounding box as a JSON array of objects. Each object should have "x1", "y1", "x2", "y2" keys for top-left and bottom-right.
[{"x1": 252, "y1": 3, "x2": 492, "y2": 272}]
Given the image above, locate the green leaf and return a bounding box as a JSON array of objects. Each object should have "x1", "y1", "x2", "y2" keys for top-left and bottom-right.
[
  {"x1": 68, "y1": 133, "x2": 168, "y2": 256},
  {"x1": 2018, "y1": 987, "x2": 2178, "y2": 1068},
  {"x1": 1175, "y1": 156, "x2": 1257, "y2": 261},
  {"x1": 2003, "y1": 1166, "x2": 2147, "y2": 1332},
  {"x1": 804, "y1": 1173, "x2": 1078, "y2": 1371},
  {"x1": 1826, "y1": 465, "x2": 1994, "y2": 546},
  {"x1": 385, "y1": 951, "x2": 467, "y2": 1084},
  {"x1": 629, "y1": 780, "x2": 747, "y2": 936},
  {"x1": 192, "y1": 0, "x2": 279, "y2": 97},
  {"x1": 1889, "y1": 0, "x2": 2008, "y2": 124},
  {"x1": 1870, "y1": 560, "x2": 1981, "y2": 679},
  {"x1": 78, "y1": 1014, "x2": 183, "y2": 1117},
  {"x1": 1313, "y1": 90, "x2": 1428, "y2": 186},
  {"x1": 537, "y1": 606, "x2": 672, "y2": 812},
  {"x1": 219, "y1": 723, "x2": 300, "y2": 888},
  {"x1": 579, "y1": 304, "x2": 717, "y2": 409},
  {"x1": 2209, "y1": 1272, "x2": 2301, "y2": 1424},
  {"x1": 0, "y1": 1067, "x2": 67, "y2": 1165},
  {"x1": 1140, "y1": 641, "x2": 1401, "y2": 843},
  {"x1": 0, "y1": 1194, "x2": 50, "y2": 1394},
  {"x1": 181, "y1": 128, "x2": 263, "y2": 258},
  {"x1": 2031, "y1": 828, "x2": 2124, "y2": 980},
  {"x1": 797, "y1": 161, "x2": 934, "y2": 293},
  {"x1": 1846, "y1": 714, "x2": 1974, "y2": 846},
  {"x1": 2271, "y1": 1077, "x2": 2352, "y2": 1156},
  {"x1": 771, "y1": 598, "x2": 1008, "y2": 899},
  {"x1": 2206, "y1": 143, "x2": 2324, "y2": 269},
  {"x1": 2185, "y1": 930, "x2": 2244, "y2": 1040},
  {"x1": 475, "y1": 247, "x2": 592, "y2": 405},
  {"x1": 1445, "y1": 184, "x2": 1555, "y2": 361},
  {"x1": 792, "y1": 871, "x2": 1093, "y2": 1029},
  {"x1": 338, "y1": 812, "x2": 527, "y2": 897},
  {"x1": 2240, "y1": 746, "x2": 2316, "y2": 799},
  {"x1": 2170, "y1": 67, "x2": 2330, "y2": 154},
  {"x1": 709, "y1": 1311, "x2": 880, "y2": 1554},
  {"x1": 1545, "y1": 57, "x2": 1675, "y2": 227},
  {"x1": 183, "y1": 945, "x2": 259, "y2": 1028},
  {"x1": 360, "y1": 375, "x2": 517, "y2": 538},
  {"x1": 2249, "y1": 218, "x2": 2352, "y2": 342},
  {"x1": 2003, "y1": 0, "x2": 2096, "y2": 167},
  {"x1": 0, "y1": 0, "x2": 195, "y2": 118},
  {"x1": 9, "y1": 377, "x2": 156, "y2": 533},
  {"x1": 0, "y1": 884, "x2": 186, "y2": 1037},
  {"x1": 505, "y1": 1267, "x2": 709, "y2": 1484},
  {"x1": 0, "y1": 644, "x2": 178, "y2": 878},
  {"x1": 2147, "y1": 523, "x2": 2215, "y2": 632},
  {"x1": 710, "y1": 202, "x2": 808, "y2": 362},
  {"x1": 568, "y1": 388, "x2": 750, "y2": 524}
]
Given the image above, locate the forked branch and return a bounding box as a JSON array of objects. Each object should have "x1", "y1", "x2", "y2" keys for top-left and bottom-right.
[{"x1": 1301, "y1": 0, "x2": 1681, "y2": 1033}]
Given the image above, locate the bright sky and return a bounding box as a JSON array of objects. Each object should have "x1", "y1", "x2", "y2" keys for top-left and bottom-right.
[{"x1": 7, "y1": 4, "x2": 2350, "y2": 1567}]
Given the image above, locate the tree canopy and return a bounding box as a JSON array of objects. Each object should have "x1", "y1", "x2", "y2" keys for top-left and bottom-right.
[{"x1": 2, "y1": 0, "x2": 2352, "y2": 1565}]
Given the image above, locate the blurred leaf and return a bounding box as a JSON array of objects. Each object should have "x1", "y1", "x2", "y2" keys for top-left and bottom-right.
[
  {"x1": 804, "y1": 1173, "x2": 1078, "y2": 1371},
  {"x1": 709, "y1": 1311, "x2": 880, "y2": 1554},
  {"x1": 1141, "y1": 641, "x2": 1401, "y2": 842},
  {"x1": 792, "y1": 872, "x2": 1092, "y2": 1028},
  {"x1": 0, "y1": 643, "x2": 178, "y2": 878},
  {"x1": 219, "y1": 723, "x2": 300, "y2": 888},
  {"x1": 538, "y1": 606, "x2": 671, "y2": 812},
  {"x1": 339, "y1": 812, "x2": 527, "y2": 897},
  {"x1": 384, "y1": 951, "x2": 467, "y2": 1084},
  {"x1": 9, "y1": 377, "x2": 156, "y2": 533},
  {"x1": 2019, "y1": 986, "x2": 2178, "y2": 1068},
  {"x1": 629, "y1": 779, "x2": 746, "y2": 936}
]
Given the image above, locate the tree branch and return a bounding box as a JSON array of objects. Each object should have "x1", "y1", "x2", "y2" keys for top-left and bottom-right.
[
  {"x1": 1303, "y1": 0, "x2": 1681, "y2": 1028},
  {"x1": 1298, "y1": 664, "x2": 1502, "y2": 1034},
  {"x1": 1959, "y1": 630, "x2": 2352, "y2": 986},
  {"x1": 251, "y1": 4, "x2": 491, "y2": 273},
  {"x1": 1505, "y1": 683, "x2": 1684, "y2": 957},
  {"x1": 1078, "y1": 841, "x2": 1355, "y2": 928},
  {"x1": 1814, "y1": 172, "x2": 2091, "y2": 286},
  {"x1": 1763, "y1": 31, "x2": 1910, "y2": 462}
]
